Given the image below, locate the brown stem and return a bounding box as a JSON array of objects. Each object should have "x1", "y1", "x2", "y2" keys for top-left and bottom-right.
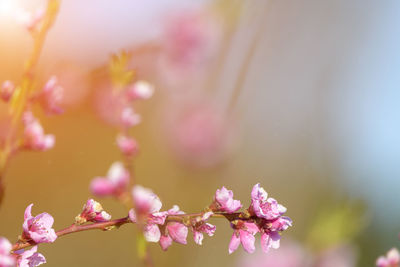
[
  {"x1": 12, "y1": 216, "x2": 131, "y2": 251},
  {"x1": 11, "y1": 211, "x2": 244, "y2": 252}
]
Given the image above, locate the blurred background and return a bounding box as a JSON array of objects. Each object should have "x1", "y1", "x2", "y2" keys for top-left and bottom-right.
[{"x1": 1, "y1": 0, "x2": 400, "y2": 266}]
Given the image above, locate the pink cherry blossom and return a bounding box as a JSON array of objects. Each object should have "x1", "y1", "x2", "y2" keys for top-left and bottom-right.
[
  {"x1": 126, "y1": 80, "x2": 154, "y2": 101},
  {"x1": 250, "y1": 183, "x2": 287, "y2": 220},
  {"x1": 116, "y1": 135, "x2": 138, "y2": 156},
  {"x1": 191, "y1": 211, "x2": 216, "y2": 245},
  {"x1": 1, "y1": 80, "x2": 15, "y2": 102},
  {"x1": 377, "y1": 248, "x2": 400, "y2": 267},
  {"x1": 260, "y1": 231, "x2": 281, "y2": 253},
  {"x1": 120, "y1": 107, "x2": 141, "y2": 128},
  {"x1": 75, "y1": 199, "x2": 111, "y2": 224},
  {"x1": 15, "y1": 246, "x2": 46, "y2": 267},
  {"x1": 229, "y1": 221, "x2": 259, "y2": 254},
  {"x1": 40, "y1": 76, "x2": 64, "y2": 115},
  {"x1": 192, "y1": 222, "x2": 216, "y2": 245},
  {"x1": 22, "y1": 204, "x2": 57, "y2": 244},
  {"x1": 0, "y1": 237, "x2": 15, "y2": 267},
  {"x1": 128, "y1": 206, "x2": 168, "y2": 243},
  {"x1": 22, "y1": 112, "x2": 55, "y2": 151},
  {"x1": 132, "y1": 185, "x2": 162, "y2": 215},
  {"x1": 90, "y1": 162, "x2": 130, "y2": 197},
  {"x1": 159, "y1": 205, "x2": 188, "y2": 251},
  {"x1": 213, "y1": 186, "x2": 242, "y2": 213}
]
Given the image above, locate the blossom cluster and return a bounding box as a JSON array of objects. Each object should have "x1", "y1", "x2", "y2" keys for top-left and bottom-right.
[
  {"x1": 127, "y1": 183, "x2": 292, "y2": 253},
  {"x1": 0, "y1": 183, "x2": 291, "y2": 266}
]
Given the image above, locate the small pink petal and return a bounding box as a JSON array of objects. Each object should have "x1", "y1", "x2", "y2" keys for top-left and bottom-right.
[
  {"x1": 159, "y1": 235, "x2": 173, "y2": 251},
  {"x1": 228, "y1": 233, "x2": 240, "y2": 254}
]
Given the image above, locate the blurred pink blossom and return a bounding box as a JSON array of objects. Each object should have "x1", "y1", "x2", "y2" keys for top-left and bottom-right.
[
  {"x1": 0, "y1": 237, "x2": 15, "y2": 267},
  {"x1": 22, "y1": 112, "x2": 55, "y2": 151},
  {"x1": 126, "y1": 80, "x2": 154, "y2": 101},
  {"x1": 237, "y1": 240, "x2": 311, "y2": 267},
  {"x1": 132, "y1": 185, "x2": 162, "y2": 216},
  {"x1": 377, "y1": 248, "x2": 400, "y2": 267},
  {"x1": 1, "y1": 80, "x2": 15, "y2": 102},
  {"x1": 90, "y1": 162, "x2": 130, "y2": 197},
  {"x1": 39, "y1": 76, "x2": 64, "y2": 115},
  {"x1": 164, "y1": 100, "x2": 237, "y2": 168},
  {"x1": 116, "y1": 134, "x2": 138, "y2": 156},
  {"x1": 120, "y1": 107, "x2": 141, "y2": 128}
]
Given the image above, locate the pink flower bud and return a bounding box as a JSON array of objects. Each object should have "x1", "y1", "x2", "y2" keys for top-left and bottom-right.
[
  {"x1": 75, "y1": 199, "x2": 111, "y2": 224},
  {"x1": 22, "y1": 204, "x2": 57, "y2": 244},
  {"x1": 1, "y1": 81, "x2": 15, "y2": 102},
  {"x1": 132, "y1": 185, "x2": 162, "y2": 215},
  {"x1": 120, "y1": 107, "x2": 141, "y2": 128},
  {"x1": 213, "y1": 186, "x2": 242, "y2": 213},
  {"x1": 116, "y1": 135, "x2": 138, "y2": 156},
  {"x1": 126, "y1": 80, "x2": 154, "y2": 101},
  {"x1": 0, "y1": 237, "x2": 15, "y2": 267},
  {"x1": 90, "y1": 162, "x2": 130, "y2": 197}
]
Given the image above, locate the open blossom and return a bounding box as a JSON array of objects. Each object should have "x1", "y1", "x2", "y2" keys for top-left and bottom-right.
[
  {"x1": 0, "y1": 237, "x2": 15, "y2": 267},
  {"x1": 75, "y1": 199, "x2": 111, "y2": 224},
  {"x1": 126, "y1": 80, "x2": 154, "y2": 101},
  {"x1": 377, "y1": 248, "x2": 400, "y2": 267},
  {"x1": 1, "y1": 80, "x2": 15, "y2": 102},
  {"x1": 229, "y1": 221, "x2": 259, "y2": 254},
  {"x1": 121, "y1": 107, "x2": 141, "y2": 128},
  {"x1": 129, "y1": 189, "x2": 166, "y2": 243},
  {"x1": 22, "y1": 204, "x2": 57, "y2": 244},
  {"x1": 227, "y1": 184, "x2": 291, "y2": 254},
  {"x1": 250, "y1": 183, "x2": 287, "y2": 220},
  {"x1": 213, "y1": 186, "x2": 242, "y2": 213},
  {"x1": 40, "y1": 76, "x2": 64, "y2": 115},
  {"x1": 90, "y1": 162, "x2": 130, "y2": 197},
  {"x1": 23, "y1": 112, "x2": 55, "y2": 151},
  {"x1": 116, "y1": 135, "x2": 138, "y2": 156},
  {"x1": 130, "y1": 186, "x2": 167, "y2": 243},
  {"x1": 15, "y1": 246, "x2": 46, "y2": 267},
  {"x1": 159, "y1": 205, "x2": 188, "y2": 251},
  {"x1": 191, "y1": 211, "x2": 216, "y2": 245}
]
